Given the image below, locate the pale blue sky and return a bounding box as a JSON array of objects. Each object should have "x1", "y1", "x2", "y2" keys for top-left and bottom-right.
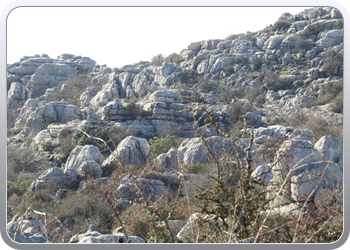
[{"x1": 6, "y1": 7, "x2": 311, "y2": 68}]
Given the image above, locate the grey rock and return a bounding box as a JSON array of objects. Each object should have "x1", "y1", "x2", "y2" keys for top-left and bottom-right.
[
  {"x1": 114, "y1": 177, "x2": 165, "y2": 201},
  {"x1": 31, "y1": 167, "x2": 67, "y2": 191},
  {"x1": 291, "y1": 162, "x2": 342, "y2": 201},
  {"x1": 29, "y1": 63, "x2": 77, "y2": 98},
  {"x1": 178, "y1": 136, "x2": 236, "y2": 166},
  {"x1": 314, "y1": 135, "x2": 343, "y2": 163},
  {"x1": 103, "y1": 136, "x2": 152, "y2": 167},
  {"x1": 65, "y1": 145, "x2": 102, "y2": 171},
  {"x1": 316, "y1": 30, "x2": 343, "y2": 50},
  {"x1": 177, "y1": 213, "x2": 222, "y2": 241}
]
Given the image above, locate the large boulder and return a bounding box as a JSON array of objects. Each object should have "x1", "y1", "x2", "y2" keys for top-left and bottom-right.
[
  {"x1": 103, "y1": 136, "x2": 152, "y2": 167},
  {"x1": 66, "y1": 145, "x2": 102, "y2": 169},
  {"x1": 289, "y1": 129, "x2": 315, "y2": 144},
  {"x1": 314, "y1": 135, "x2": 343, "y2": 163},
  {"x1": 177, "y1": 136, "x2": 236, "y2": 166},
  {"x1": 253, "y1": 125, "x2": 293, "y2": 145},
  {"x1": 65, "y1": 145, "x2": 102, "y2": 177},
  {"x1": 31, "y1": 167, "x2": 67, "y2": 191},
  {"x1": 7, "y1": 220, "x2": 52, "y2": 243},
  {"x1": 114, "y1": 176, "x2": 165, "y2": 202},
  {"x1": 272, "y1": 140, "x2": 322, "y2": 183},
  {"x1": 177, "y1": 213, "x2": 222, "y2": 241},
  {"x1": 316, "y1": 30, "x2": 343, "y2": 50},
  {"x1": 291, "y1": 162, "x2": 343, "y2": 201}
]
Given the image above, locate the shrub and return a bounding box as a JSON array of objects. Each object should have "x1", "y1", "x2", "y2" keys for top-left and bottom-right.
[
  {"x1": 320, "y1": 79, "x2": 343, "y2": 96},
  {"x1": 183, "y1": 163, "x2": 208, "y2": 174},
  {"x1": 198, "y1": 79, "x2": 219, "y2": 93},
  {"x1": 149, "y1": 135, "x2": 184, "y2": 158},
  {"x1": 301, "y1": 22, "x2": 327, "y2": 37},
  {"x1": 58, "y1": 128, "x2": 75, "y2": 161},
  {"x1": 216, "y1": 86, "x2": 245, "y2": 104},
  {"x1": 333, "y1": 19, "x2": 343, "y2": 29},
  {"x1": 321, "y1": 48, "x2": 343, "y2": 77},
  {"x1": 166, "y1": 52, "x2": 185, "y2": 65},
  {"x1": 183, "y1": 107, "x2": 343, "y2": 243},
  {"x1": 245, "y1": 86, "x2": 264, "y2": 104},
  {"x1": 7, "y1": 180, "x2": 32, "y2": 199},
  {"x1": 226, "y1": 33, "x2": 242, "y2": 40},
  {"x1": 230, "y1": 129, "x2": 250, "y2": 139},
  {"x1": 263, "y1": 70, "x2": 296, "y2": 91},
  {"x1": 72, "y1": 125, "x2": 135, "y2": 154},
  {"x1": 226, "y1": 101, "x2": 246, "y2": 133},
  {"x1": 301, "y1": 116, "x2": 342, "y2": 142},
  {"x1": 7, "y1": 144, "x2": 55, "y2": 182},
  {"x1": 178, "y1": 69, "x2": 198, "y2": 85},
  {"x1": 294, "y1": 37, "x2": 314, "y2": 52},
  {"x1": 151, "y1": 54, "x2": 166, "y2": 66},
  {"x1": 273, "y1": 20, "x2": 291, "y2": 30},
  {"x1": 250, "y1": 56, "x2": 263, "y2": 70},
  {"x1": 330, "y1": 92, "x2": 343, "y2": 114},
  {"x1": 46, "y1": 74, "x2": 100, "y2": 106}
]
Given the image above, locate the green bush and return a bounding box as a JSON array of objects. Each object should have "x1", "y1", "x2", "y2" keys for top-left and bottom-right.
[
  {"x1": 294, "y1": 37, "x2": 314, "y2": 52},
  {"x1": 46, "y1": 74, "x2": 100, "y2": 106},
  {"x1": 230, "y1": 129, "x2": 250, "y2": 139},
  {"x1": 321, "y1": 48, "x2": 343, "y2": 77},
  {"x1": 149, "y1": 135, "x2": 184, "y2": 157},
  {"x1": 216, "y1": 86, "x2": 245, "y2": 104},
  {"x1": 273, "y1": 20, "x2": 291, "y2": 30},
  {"x1": 263, "y1": 70, "x2": 297, "y2": 91},
  {"x1": 330, "y1": 92, "x2": 343, "y2": 114},
  {"x1": 151, "y1": 54, "x2": 166, "y2": 66},
  {"x1": 178, "y1": 69, "x2": 198, "y2": 85},
  {"x1": 166, "y1": 52, "x2": 185, "y2": 65},
  {"x1": 72, "y1": 125, "x2": 134, "y2": 154},
  {"x1": 198, "y1": 79, "x2": 219, "y2": 93},
  {"x1": 7, "y1": 180, "x2": 32, "y2": 199},
  {"x1": 320, "y1": 79, "x2": 343, "y2": 96},
  {"x1": 183, "y1": 163, "x2": 208, "y2": 174},
  {"x1": 333, "y1": 19, "x2": 343, "y2": 29},
  {"x1": 301, "y1": 22, "x2": 327, "y2": 37}
]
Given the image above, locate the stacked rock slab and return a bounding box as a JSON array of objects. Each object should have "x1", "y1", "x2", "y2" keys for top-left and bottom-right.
[{"x1": 99, "y1": 90, "x2": 194, "y2": 138}]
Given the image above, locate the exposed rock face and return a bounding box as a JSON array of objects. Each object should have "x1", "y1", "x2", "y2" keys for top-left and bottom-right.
[
  {"x1": 114, "y1": 176, "x2": 165, "y2": 202},
  {"x1": 7, "y1": 220, "x2": 52, "y2": 243},
  {"x1": 291, "y1": 162, "x2": 342, "y2": 201},
  {"x1": 103, "y1": 136, "x2": 152, "y2": 167},
  {"x1": 69, "y1": 225, "x2": 145, "y2": 243},
  {"x1": 273, "y1": 140, "x2": 322, "y2": 181},
  {"x1": 177, "y1": 213, "x2": 222, "y2": 241},
  {"x1": 314, "y1": 135, "x2": 343, "y2": 163},
  {"x1": 28, "y1": 63, "x2": 78, "y2": 98},
  {"x1": 7, "y1": 82, "x2": 31, "y2": 109},
  {"x1": 316, "y1": 30, "x2": 343, "y2": 50},
  {"x1": 177, "y1": 136, "x2": 236, "y2": 166},
  {"x1": 14, "y1": 101, "x2": 83, "y2": 137},
  {"x1": 31, "y1": 167, "x2": 68, "y2": 191},
  {"x1": 5, "y1": 7, "x2": 344, "y2": 243},
  {"x1": 65, "y1": 145, "x2": 102, "y2": 177},
  {"x1": 289, "y1": 129, "x2": 315, "y2": 144}
]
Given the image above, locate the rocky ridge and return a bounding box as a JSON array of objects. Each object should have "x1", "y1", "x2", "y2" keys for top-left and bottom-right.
[{"x1": 7, "y1": 7, "x2": 343, "y2": 243}]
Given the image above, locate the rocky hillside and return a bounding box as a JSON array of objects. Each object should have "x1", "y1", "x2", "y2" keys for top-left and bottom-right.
[{"x1": 7, "y1": 7, "x2": 343, "y2": 243}]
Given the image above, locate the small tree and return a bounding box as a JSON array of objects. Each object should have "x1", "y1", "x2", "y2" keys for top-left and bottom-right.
[{"x1": 151, "y1": 54, "x2": 166, "y2": 66}]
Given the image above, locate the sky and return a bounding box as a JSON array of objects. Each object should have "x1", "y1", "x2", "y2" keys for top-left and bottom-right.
[{"x1": 6, "y1": 6, "x2": 311, "y2": 68}]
